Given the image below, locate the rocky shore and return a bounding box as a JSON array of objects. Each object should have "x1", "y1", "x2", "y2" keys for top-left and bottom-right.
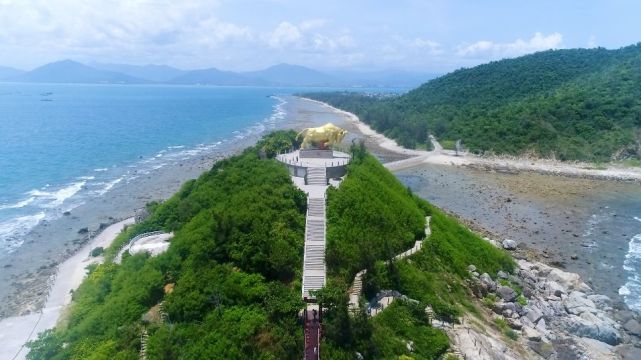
[{"x1": 459, "y1": 238, "x2": 641, "y2": 359}]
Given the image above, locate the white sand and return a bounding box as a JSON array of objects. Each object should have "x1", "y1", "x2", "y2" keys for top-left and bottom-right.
[
  {"x1": 303, "y1": 97, "x2": 641, "y2": 181},
  {"x1": 0, "y1": 217, "x2": 134, "y2": 360}
]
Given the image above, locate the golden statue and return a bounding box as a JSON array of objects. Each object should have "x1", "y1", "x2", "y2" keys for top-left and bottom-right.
[{"x1": 297, "y1": 123, "x2": 348, "y2": 149}]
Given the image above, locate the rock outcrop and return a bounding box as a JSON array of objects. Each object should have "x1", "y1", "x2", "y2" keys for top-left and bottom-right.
[{"x1": 462, "y1": 258, "x2": 641, "y2": 359}]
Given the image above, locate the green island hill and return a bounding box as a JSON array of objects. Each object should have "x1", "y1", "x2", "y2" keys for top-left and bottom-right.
[
  {"x1": 26, "y1": 130, "x2": 517, "y2": 359},
  {"x1": 303, "y1": 43, "x2": 641, "y2": 162}
]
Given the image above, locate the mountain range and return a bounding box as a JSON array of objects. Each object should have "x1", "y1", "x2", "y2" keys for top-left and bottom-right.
[{"x1": 0, "y1": 60, "x2": 437, "y2": 87}]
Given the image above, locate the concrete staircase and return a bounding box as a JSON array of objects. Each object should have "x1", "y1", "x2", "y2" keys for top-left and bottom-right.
[
  {"x1": 306, "y1": 167, "x2": 327, "y2": 185},
  {"x1": 302, "y1": 197, "x2": 326, "y2": 299},
  {"x1": 139, "y1": 327, "x2": 148, "y2": 360}
]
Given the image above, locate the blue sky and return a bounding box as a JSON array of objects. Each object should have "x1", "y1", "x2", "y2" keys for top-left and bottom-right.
[{"x1": 1, "y1": 0, "x2": 640, "y2": 72}]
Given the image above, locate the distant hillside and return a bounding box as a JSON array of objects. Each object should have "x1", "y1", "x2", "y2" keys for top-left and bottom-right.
[
  {"x1": 305, "y1": 44, "x2": 641, "y2": 161},
  {"x1": 10, "y1": 60, "x2": 148, "y2": 84},
  {"x1": 327, "y1": 69, "x2": 439, "y2": 88},
  {"x1": 0, "y1": 59, "x2": 439, "y2": 87},
  {"x1": 91, "y1": 63, "x2": 186, "y2": 83},
  {"x1": 244, "y1": 63, "x2": 336, "y2": 86},
  {"x1": 0, "y1": 65, "x2": 24, "y2": 80},
  {"x1": 169, "y1": 67, "x2": 269, "y2": 86}
]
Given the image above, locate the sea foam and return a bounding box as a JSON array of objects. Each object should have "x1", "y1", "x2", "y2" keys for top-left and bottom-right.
[
  {"x1": 28, "y1": 181, "x2": 86, "y2": 208},
  {"x1": 620, "y1": 232, "x2": 641, "y2": 312},
  {"x1": 0, "y1": 196, "x2": 36, "y2": 211},
  {"x1": 0, "y1": 212, "x2": 46, "y2": 253}
]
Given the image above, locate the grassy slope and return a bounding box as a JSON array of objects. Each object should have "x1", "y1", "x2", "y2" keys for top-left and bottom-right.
[
  {"x1": 321, "y1": 144, "x2": 514, "y2": 359},
  {"x1": 304, "y1": 44, "x2": 641, "y2": 161}
]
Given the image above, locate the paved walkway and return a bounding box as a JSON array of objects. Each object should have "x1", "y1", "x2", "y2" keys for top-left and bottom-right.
[{"x1": 348, "y1": 216, "x2": 432, "y2": 313}]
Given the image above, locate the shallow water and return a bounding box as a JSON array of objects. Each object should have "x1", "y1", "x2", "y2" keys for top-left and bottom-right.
[{"x1": 395, "y1": 164, "x2": 641, "y2": 310}]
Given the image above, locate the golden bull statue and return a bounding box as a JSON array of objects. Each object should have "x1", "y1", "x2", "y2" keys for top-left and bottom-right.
[{"x1": 297, "y1": 123, "x2": 348, "y2": 149}]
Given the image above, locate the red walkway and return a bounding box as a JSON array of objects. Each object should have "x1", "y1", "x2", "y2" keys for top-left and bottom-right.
[{"x1": 304, "y1": 307, "x2": 321, "y2": 359}]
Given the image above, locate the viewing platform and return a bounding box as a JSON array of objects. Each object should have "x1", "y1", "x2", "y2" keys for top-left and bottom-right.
[{"x1": 276, "y1": 150, "x2": 350, "y2": 183}]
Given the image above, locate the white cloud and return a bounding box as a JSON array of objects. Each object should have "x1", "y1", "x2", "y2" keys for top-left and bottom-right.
[
  {"x1": 457, "y1": 32, "x2": 563, "y2": 59},
  {"x1": 266, "y1": 22, "x2": 302, "y2": 48},
  {"x1": 264, "y1": 20, "x2": 353, "y2": 53},
  {"x1": 299, "y1": 18, "x2": 328, "y2": 31}
]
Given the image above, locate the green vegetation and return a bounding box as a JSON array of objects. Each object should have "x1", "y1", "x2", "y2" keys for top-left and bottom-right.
[
  {"x1": 304, "y1": 44, "x2": 641, "y2": 161},
  {"x1": 89, "y1": 247, "x2": 104, "y2": 257},
  {"x1": 320, "y1": 143, "x2": 514, "y2": 358},
  {"x1": 27, "y1": 131, "x2": 307, "y2": 359},
  {"x1": 27, "y1": 132, "x2": 517, "y2": 359}
]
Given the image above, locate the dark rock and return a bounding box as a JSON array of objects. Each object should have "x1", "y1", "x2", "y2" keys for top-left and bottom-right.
[
  {"x1": 570, "y1": 254, "x2": 578, "y2": 260},
  {"x1": 77, "y1": 227, "x2": 88, "y2": 234},
  {"x1": 528, "y1": 341, "x2": 555, "y2": 359},
  {"x1": 624, "y1": 319, "x2": 641, "y2": 336},
  {"x1": 497, "y1": 285, "x2": 517, "y2": 302},
  {"x1": 63, "y1": 211, "x2": 71, "y2": 216}
]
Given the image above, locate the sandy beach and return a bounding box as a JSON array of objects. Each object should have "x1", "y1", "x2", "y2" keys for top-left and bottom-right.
[{"x1": 0, "y1": 218, "x2": 134, "y2": 360}]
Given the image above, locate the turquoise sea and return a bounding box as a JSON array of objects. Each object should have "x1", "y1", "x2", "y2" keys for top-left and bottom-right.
[{"x1": 0, "y1": 84, "x2": 296, "y2": 254}]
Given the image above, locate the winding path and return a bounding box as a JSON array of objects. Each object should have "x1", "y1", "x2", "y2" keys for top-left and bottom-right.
[{"x1": 348, "y1": 216, "x2": 432, "y2": 314}]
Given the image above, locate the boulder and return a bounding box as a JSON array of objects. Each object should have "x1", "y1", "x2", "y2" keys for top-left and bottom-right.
[
  {"x1": 479, "y1": 273, "x2": 496, "y2": 291},
  {"x1": 467, "y1": 264, "x2": 477, "y2": 272},
  {"x1": 536, "y1": 318, "x2": 547, "y2": 333},
  {"x1": 525, "y1": 306, "x2": 543, "y2": 324},
  {"x1": 502, "y1": 308, "x2": 514, "y2": 318},
  {"x1": 623, "y1": 318, "x2": 641, "y2": 336},
  {"x1": 497, "y1": 270, "x2": 509, "y2": 279},
  {"x1": 528, "y1": 341, "x2": 555, "y2": 359},
  {"x1": 502, "y1": 239, "x2": 517, "y2": 250},
  {"x1": 563, "y1": 291, "x2": 597, "y2": 315},
  {"x1": 538, "y1": 280, "x2": 566, "y2": 298},
  {"x1": 497, "y1": 285, "x2": 517, "y2": 302},
  {"x1": 522, "y1": 326, "x2": 542, "y2": 342},
  {"x1": 507, "y1": 317, "x2": 523, "y2": 330},
  {"x1": 588, "y1": 294, "x2": 613, "y2": 310},
  {"x1": 547, "y1": 268, "x2": 590, "y2": 292},
  {"x1": 564, "y1": 312, "x2": 621, "y2": 345}
]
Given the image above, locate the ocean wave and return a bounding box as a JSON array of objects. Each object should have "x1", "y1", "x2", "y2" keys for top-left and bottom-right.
[
  {"x1": 0, "y1": 212, "x2": 45, "y2": 253},
  {"x1": 0, "y1": 196, "x2": 36, "y2": 210},
  {"x1": 635, "y1": 216, "x2": 641, "y2": 223},
  {"x1": 93, "y1": 168, "x2": 108, "y2": 172},
  {"x1": 620, "y1": 232, "x2": 641, "y2": 312},
  {"x1": 27, "y1": 181, "x2": 86, "y2": 208},
  {"x1": 94, "y1": 177, "x2": 124, "y2": 196}
]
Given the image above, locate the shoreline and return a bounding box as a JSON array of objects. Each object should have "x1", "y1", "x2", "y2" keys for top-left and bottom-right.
[
  {"x1": 0, "y1": 217, "x2": 134, "y2": 360},
  {"x1": 300, "y1": 97, "x2": 641, "y2": 182}
]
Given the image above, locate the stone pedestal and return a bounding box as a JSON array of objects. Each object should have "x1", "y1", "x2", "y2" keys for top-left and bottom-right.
[{"x1": 300, "y1": 149, "x2": 334, "y2": 159}]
